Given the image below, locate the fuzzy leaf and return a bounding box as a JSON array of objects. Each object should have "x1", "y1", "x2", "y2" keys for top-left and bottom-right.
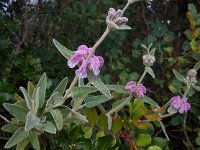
[
  {"x1": 193, "y1": 62, "x2": 200, "y2": 70},
  {"x1": 15, "y1": 94, "x2": 23, "y2": 102},
  {"x1": 106, "y1": 84, "x2": 128, "y2": 94},
  {"x1": 150, "y1": 48, "x2": 156, "y2": 56},
  {"x1": 85, "y1": 95, "x2": 111, "y2": 108},
  {"x1": 16, "y1": 137, "x2": 29, "y2": 150},
  {"x1": 4, "y1": 127, "x2": 29, "y2": 148},
  {"x1": 52, "y1": 77, "x2": 68, "y2": 95},
  {"x1": 46, "y1": 92, "x2": 64, "y2": 107},
  {"x1": 141, "y1": 96, "x2": 160, "y2": 108},
  {"x1": 3, "y1": 103, "x2": 28, "y2": 121},
  {"x1": 29, "y1": 133, "x2": 40, "y2": 150},
  {"x1": 28, "y1": 81, "x2": 35, "y2": 97},
  {"x1": 167, "y1": 105, "x2": 177, "y2": 114},
  {"x1": 20, "y1": 87, "x2": 32, "y2": 110},
  {"x1": 50, "y1": 109, "x2": 63, "y2": 130},
  {"x1": 64, "y1": 110, "x2": 88, "y2": 124},
  {"x1": 147, "y1": 67, "x2": 155, "y2": 78},
  {"x1": 193, "y1": 85, "x2": 200, "y2": 91},
  {"x1": 1, "y1": 123, "x2": 20, "y2": 133},
  {"x1": 72, "y1": 86, "x2": 98, "y2": 97},
  {"x1": 35, "y1": 73, "x2": 47, "y2": 108},
  {"x1": 53, "y1": 39, "x2": 74, "y2": 59},
  {"x1": 33, "y1": 87, "x2": 40, "y2": 113},
  {"x1": 119, "y1": 24, "x2": 132, "y2": 30},
  {"x1": 88, "y1": 72, "x2": 112, "y2": 98},
  {"x1": 159, "y1": 121, "x2": 169, "y2": 140},
  {"x1": 25, "y1": 112, "x2": 40, "y2": 131},
  {"x1": 173, "y1": 69, "x2": 185, "y2": 83},
  {"x1": 37, "y1": 121, "x2": 57, "y2": 134}
]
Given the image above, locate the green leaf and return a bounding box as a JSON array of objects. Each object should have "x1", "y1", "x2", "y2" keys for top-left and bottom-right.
[
  {"x1": 188, "y1": 4, "x2": 197, "y2": 17},
  {"x1": 3, "y1": 103, "x2": 28, "y2": 121},
  {"x1": 4, "y1": 127, "x2": 29, "y2": 148},
  {"x1": 173, "y1": 69, "x2": 185, "y2": 83},
  {"x1": 86, "y1": 108, "x2": 98, "y2": 126},
  {"x1": 50, "y1": 109, "x2": 63, "y2": 130},
  {"x1": 141, "y1": 96, "x2": 160, "y2": 108},
  {"x1": 106, "y1": 84, "x2": 128, "y2": 94},
  {"x1": 136, "y1": 134, "x2": 151, "y2": 147},
  {"x1": 95, "y1": 135, "x2": 116, "y2": 150},
  {"x1": 193, "y1": 62, "x2": 200, "y2": 70},
  {"x1": 46, "y1": 92, "x2": 64, "y2": 107},
  {"x1": 147, "y1": 146, "x2": 162, "y2": 150},
  {"x1": 72, "y1": 86, "x2": 98, "y2": 97},
  {"x1": 64, "y1": 110, "x2": 88, "y2": 124},
  {"x1": 33, "y1": 87, "x2": 40, "y2": 113},
  {"x1": 130, "y1": 98, "x2": 147, "y2": 118},
  {"x1": 147, "y1": 67, "x2": 155, "y2": 78},
  {"x1": 16, "y1": 137, "x2": 29, "y2": 150},
  {"x1": 35, "y1": 73, "x2": 47, "y2": 108},
  {"x1": 69, "y1": 126, "x2": 84, "y2": 140},
  {"x1": 75, "y1": 139, "x2": 93, "y2": 150},
  {"x1": 88, "y1": 72, "x2": 112, "y2": 98},
  {"x1": 1, "y1": 123, "x2": 20, "y2": 133},
  {"x1": 167, "y1": 105, "x2": 177, "y2": 114},
  {"x1": 37, "y1": 121, "x2": 57, "y2": 134},
  {"x1": 25, "y1": 112, "x2": 40, "y2": 131},
  {"x1": 111, "y1": 116, "x2": 122, "y2": 133},
  {"x1": 159, "y1": 121, "x2": 169, "y2": 140},
  {"x1": 83, "y1": 127, "x2": 93, "y2": 139},
  {"x1": 29, "y1": 133, "x2": 40, "y2": 150},
  {"x1": 52, "y1": 77, "x2": 68, "y2": 95},
  {"x1": 149, "y1": 48, "x2": 156, "y2": 56},
  {"x1": 53, "y1": 39, "x2": 74, "y2": 59},
  {"x1": 112, "y1": 98, "x2": 126, "y2": 109},
  {"x1": 20, "y1": 87, "x2": 32, "y2": 110},
  {"x1": 119, "y1": 24, "x2": 132, "y2": 30},
  {"x1": 98, "y1": 113, "x2": 108, "y2": 130},
  {"x1": 28, "y1": 81, "x2": 35, "y2": 97},
  {"x1": 193, "y1": 85, "x2": 200, "y2": 91},
  {"x1": 85, "y1": 95, "x2": 111, "y2": 108}
]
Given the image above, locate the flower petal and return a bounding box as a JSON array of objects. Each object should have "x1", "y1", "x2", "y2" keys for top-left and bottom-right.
[
  {"x1": 75, "y1": 59, "x2": 89, "y2": 78},
  {"x1": 68, "y1": 53, "x2": 84, "y2": 68}
]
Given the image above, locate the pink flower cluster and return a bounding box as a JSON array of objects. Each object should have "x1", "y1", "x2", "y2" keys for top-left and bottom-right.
[
  {"x1": 125, "y1": 81, "x2": 146, "y2": 98},
  {"x1": 68, "y1": 45, "x2": 104, "y2": 78},
  {"x1": 107, "y1": 8, "x2": 128, "y2": 26},
  {"x1": 170, "y1": 96, "x2": 191, "y2": 113}
]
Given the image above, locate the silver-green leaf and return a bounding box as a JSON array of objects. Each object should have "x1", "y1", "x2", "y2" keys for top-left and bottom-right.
[
  {"x1": 4, "y1": 127, "x2": 29, "y2": 148},
  {"x1": 106, "y1": 85, "x2": 128, "y2": 94},
  {"x1": 29, "y1": 133, "x2": 40, "y2": 150},
  {"x1": 193, "y1": 62, "x2": 200, "y2": 70},
  {"x1": 3, "y1": 103, "x2": 28, "y2": 121},
  {"x1": 50, "y1": 109, "x2": 63, "y2": 131},
  {"x1": 85, "y1": 95, "x2": 112, "y2": 108},
  {"x1": 88, "y1": 72, "x2": 112, "y2": 98},
  {"x1": 173, "y1": 69, "x2": 185, "y2": 83},
  {"x1": 52, "y1": 77, "x2": 68, "y2": 96},
  {"x1": 46, "y1": 92, "x2": 64, "y2": 107},
  {"x1": 119, "y1": 24, "x2": 132, "y2": 30},
  {"x1": 72, "y1": 86, "x2": 98, "y2": 97},
  {"x1": 53, "y1": 39, "x2": 74, "y2": 59},
  {"x1": 20, "y1": 87, "x2": 32, "y2": 110},
  {"x1": 147, "y1": 67, "x2": 155, "y2": 78},
  {"x1": 25, "y1": 112, "x2": 40, "y2": 131}
]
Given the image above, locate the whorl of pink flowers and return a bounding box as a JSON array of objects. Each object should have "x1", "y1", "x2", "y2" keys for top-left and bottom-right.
[
  {"x1": 68, "y1": 45, "x2": 104, "y2": 78},
  {"x1": 125, "y1": 81, "x2": 146, "y2": 98},
  {"x1": 170, "y1": 96, "x2": 191, "y2": 113}
]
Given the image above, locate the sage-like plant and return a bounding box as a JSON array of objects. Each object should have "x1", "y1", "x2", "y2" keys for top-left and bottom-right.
[{"x1": 1, "y1": 0, "x2": 200, "y2": 149}]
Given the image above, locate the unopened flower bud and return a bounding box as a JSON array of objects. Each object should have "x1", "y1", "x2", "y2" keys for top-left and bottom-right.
[{"x1": 142, "y1": 54, "x2": 155, "y2": 66}]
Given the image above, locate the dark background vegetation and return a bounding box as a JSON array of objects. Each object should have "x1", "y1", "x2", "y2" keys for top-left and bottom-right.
[{"x1": 0, "y1": 0, "x2": 200, "y2": 149}]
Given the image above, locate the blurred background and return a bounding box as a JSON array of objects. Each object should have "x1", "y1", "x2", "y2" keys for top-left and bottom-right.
[{"x1": 0, "y1": 0, "x2": 200, "y2": 149}]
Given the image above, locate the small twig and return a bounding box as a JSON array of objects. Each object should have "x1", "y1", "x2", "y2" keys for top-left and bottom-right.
[
  {"x1": 63, "y1": 76, "x2": 78, "y2": 100},
  {"x1": 97, "y1": 104, "x2": 107, "y2": 114},
  {"x1": 0, "y1": 136, "x2": 9, "y2": 140},
  {"x1": 141, "y1": 0, "x2": 149, "y2": 34},
  {"x1": 0, "y1": 114, "x2": 10, "y2": 123},
  {"x1": 183, "y1": 114, "x2": 195, "y2": 150}
]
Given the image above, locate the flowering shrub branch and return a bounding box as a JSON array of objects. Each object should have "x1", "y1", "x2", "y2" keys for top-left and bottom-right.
[{"x1": 1, "y1": 0, "x2": 200, "y2": 150}]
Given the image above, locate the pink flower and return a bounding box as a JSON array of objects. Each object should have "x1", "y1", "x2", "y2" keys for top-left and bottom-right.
[
  {"x1": 125, "y1": 81, "x2": 146, "y2": 98},
  {"x1": 170, "y1": 96, "x2": 191, "y2": 113},
  {"x1": 68, "y1": 45, "x2": 104, "y2": 78}
]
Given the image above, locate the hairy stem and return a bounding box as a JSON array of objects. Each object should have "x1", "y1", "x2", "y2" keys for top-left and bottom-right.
[
  {"x1": 64, "y1": 76, "x2": 78, "y2": 100},
  {"x1": 0, "y1": 114, "x2": 10, "y2": 123},
  {"x1": 106, "y1": 95, "x2": 132, "y2": 116},
  {"x1": 92, "y1": 27, "x2": 110, "y2": 52},
  {"x1": 122, "y1": 1, "x2": 131, "y2": 13},
  {"x1": 137, "y1": 67, "x2": 148, "y2": 85}
]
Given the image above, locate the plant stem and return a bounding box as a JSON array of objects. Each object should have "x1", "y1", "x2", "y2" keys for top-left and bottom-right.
[
  {"x1": 160, "y1": 113, "x2": 176, "y2": 119},
  {"x1": 137, "y1": 67, "x2": 148, "y2": 85},
  {"x1": 122, "y1": 1, "x2": 131, "y2": 13},
  {"x1": 92, "y1": 27, "x2": 110, "y2": 52},
  {"x1": 0, "y1": 114, "x2": 10, "y2": 123},
  {"x1": 64, "y1": 76, "x2": 78, "y2": 100},
  {"x1": 106, "y1": 95, "x2": 132, "y2": 116}
]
